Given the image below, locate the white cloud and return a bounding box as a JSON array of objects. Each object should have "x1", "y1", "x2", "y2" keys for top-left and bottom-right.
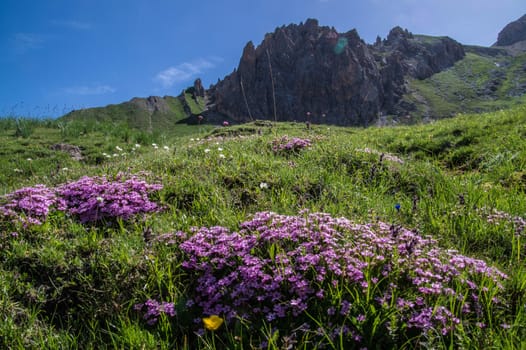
[
  {"x1": 63, "y1": 85, "x2": 116, "y2": 95},
  {"x1": 155, "y1": 59, "x2": 216, "y2": 88},
  {"x1": 11, "y1": 33, "x2": 45, "y2": 54},
  {"x1": 51, "y1": 20, "x2": 92, "y2": 30}
]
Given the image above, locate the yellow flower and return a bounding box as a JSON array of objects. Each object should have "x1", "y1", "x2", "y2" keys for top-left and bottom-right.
[{"x1": 202, "y1": 315, "x2": 224, "y2": 331}]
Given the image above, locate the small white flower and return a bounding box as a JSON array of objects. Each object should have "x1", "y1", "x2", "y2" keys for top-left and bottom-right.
[
  {"x1": 204, "y1": 148, "x2": 211, "y2": 153},
  {"x1": 163, "y1": 146, "x2": 169, "y2": 151},
  {"x1": 61, "y1": 167, "x2": 69, "y2": 171},
  {"x1": 259, "y1": 182, "x2": 269, "y2": 189},
  {"x1": 96, "y1": 196, "x2": 104, "y2": 203},
  {"x1": 135, "y1": 143, "x2": 141, "y2": 148},
  {"x1": 152, "y1": 143, "x2": 157, "y2": 147},
  {"x1": 196, "y1": 138, "x2": 200, "y2": 141},
  {"x1": 219, "y1": 153, "x2": 226, "y2": 159},
  {"x1": 112, "y1": 153, "x2": 119, "y2": 157},
  {"x1": 190, "y1": 138, "x2": 195, "y2": 141},
  {"x1": 217, "y1": 147, "x2": 223, "y2": 151},
  {"x1": 14, "y1": 168, "x2": 22, "y2": 173},
  {"x1": 26, "y1": 158, "x2": 32, "y2": 161},
  {"x1": 115, "y1": 146, "x2": 123, "y2": 151}
]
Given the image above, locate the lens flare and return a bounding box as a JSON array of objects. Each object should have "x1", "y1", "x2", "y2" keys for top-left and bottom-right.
[{"x1": 334, "y1": 37, "x2": 348, "y2": 55}]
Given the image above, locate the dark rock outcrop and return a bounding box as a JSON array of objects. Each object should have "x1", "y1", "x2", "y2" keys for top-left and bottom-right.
[
  {"x1": 208, "y1": 19, "x2": 384, "y2": 126},
  {"x1": 494, "y1": 14, "x2": 526, "y2": 46},
  {"x1": 377, "y1": 27, "x2": 465, "y2": 79},
  {"x1": 206, "y1": 19, "x2": 465, "y2": 126},
  {"x1": 50, "y1": 143, "x2": 83, "y2": 161},
  {"x1": 188, "y1": 78, "x2": 205, "y2": 99}
]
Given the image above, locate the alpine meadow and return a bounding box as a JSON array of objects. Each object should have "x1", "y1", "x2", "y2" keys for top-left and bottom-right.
[{"x1": 1, "y1": 12, "x2": 526, "y2": 350}]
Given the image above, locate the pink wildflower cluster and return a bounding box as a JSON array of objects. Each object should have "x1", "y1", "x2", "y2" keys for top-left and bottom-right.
[
  {"x1": 484, "y1": 208, "x2": 525, "y2": 237},
  {"x1": 0, "y1": 185, "x2": 65, "y2": 226},
  {"x1": 271, "y1": 136, "x2": 312, "y2": 154},
  {"x1": 57, "y1": 175, "x2": 163, "y2": 223},
  {"x1": 134, "y1": 299, "x2": 176, "y2": 326},
  {"x1": 0, "y1": 174, "x2": 162, "y2": 226},
  {"x1": 171, "y1": 211, "x2": 507, "y2": 343}
]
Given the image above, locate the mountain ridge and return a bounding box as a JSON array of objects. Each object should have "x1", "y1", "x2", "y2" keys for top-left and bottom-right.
[{"x1": 62, "y1": 15, "x2": 526, "y2": 129}]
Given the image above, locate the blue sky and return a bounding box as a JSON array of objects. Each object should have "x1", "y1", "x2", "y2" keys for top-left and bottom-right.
[{"x1": 1, "y1": 0, "x2": 525, "y2": 118}]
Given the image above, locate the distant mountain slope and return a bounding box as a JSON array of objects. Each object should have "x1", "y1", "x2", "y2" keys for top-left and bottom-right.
[
  {"x1": 398, "y1": 50, "x2": 526, "y2": 122},
  {"x1": 61, "y1": 15, "x2": 526, "y2": 129},
  {"x1": 61, "y1": 81, "x2": 207, "y2": 132}
]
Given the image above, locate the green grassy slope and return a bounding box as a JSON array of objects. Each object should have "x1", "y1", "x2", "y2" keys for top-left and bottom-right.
[
  {"x1": 60, "y1": 93, "x2": 206, "y2": 133},
  {"x1": 0, "y1": 106, "x2": 525, "y2": 348},
  {"x1": 405, "y1": 52, "x2": 526, "y2": 120},
  {"x1": 0, "y1": 116, "x2": 214, "y2": 191}
]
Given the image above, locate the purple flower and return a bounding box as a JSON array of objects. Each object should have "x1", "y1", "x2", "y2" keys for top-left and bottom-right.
[
  {"x1": 340, "y1": 300, "x2": 351, "y2": 316},
  {"x1": 0, "y1": 184, "x2": 65, "y2": 226},
  {"x1": 175, "y1": 211, "x2": 508, "y2": 343},
  {"x1": 57, "y1": 174, "x2": 162, "y2": 223},
  {"x1": 271, "y1": 136, "x2": 312, "y2": 155},
  {"x1": 134, "y1": 299, "x2": 176, "y2": 325},
  {"x1": 0, "y1": 173, "x2": 162, "y2": 227}
]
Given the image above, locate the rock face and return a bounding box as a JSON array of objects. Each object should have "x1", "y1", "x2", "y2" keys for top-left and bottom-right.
[
  {"x1": 206, "y1": 19, "x2": 465, "y2": 126},
  {"x1": 187, "y1": 78, "x2": 205, "y2": 99},
  {"x1": 50, "y1": 144, "x2": 83, "y2": 161},
  {"x1": 494, "y1": 14, "x2": 526, "y2": 46},
  {"x1": 130, "y1": 96, "x2": 171, "y2": 114},
  {"x1": 377, "y1": 27, "x2": 465, "y2": 80},
  {"x1": 209, "y1": 19, "x2": 383, "y2": 126}
]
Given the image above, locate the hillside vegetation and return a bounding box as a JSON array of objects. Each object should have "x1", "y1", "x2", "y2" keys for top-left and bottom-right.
[
  {"x1": 60, "y1": 92, "x2": 207, "y2": 134},
  {"x1": 404, "y1": 52, "x2": 526, "y2": 121},
  {"x1": 0, "y1": 106, "x2": 525, "y2": 349}
]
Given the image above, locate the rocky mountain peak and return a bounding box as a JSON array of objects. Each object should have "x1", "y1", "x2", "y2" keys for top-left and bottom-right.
[
  {"x1": 494, "y1": 14, "x2": 526, "y2": 47},
  {"x1": 303, "y1": 18, "x2": 319, "y2": 32},
  {"x1": 385, "y1": 26, "x2": 414, "y2": 45},
  {"x1": 207, "y1": 18, "x2": 382, "y2": 126},
  {"x1": 205, "y1": 19, "x2": 465, "y2": 126},
  {"x1": 192, "y1": 78, "x2": 205, "y2": 98}
]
